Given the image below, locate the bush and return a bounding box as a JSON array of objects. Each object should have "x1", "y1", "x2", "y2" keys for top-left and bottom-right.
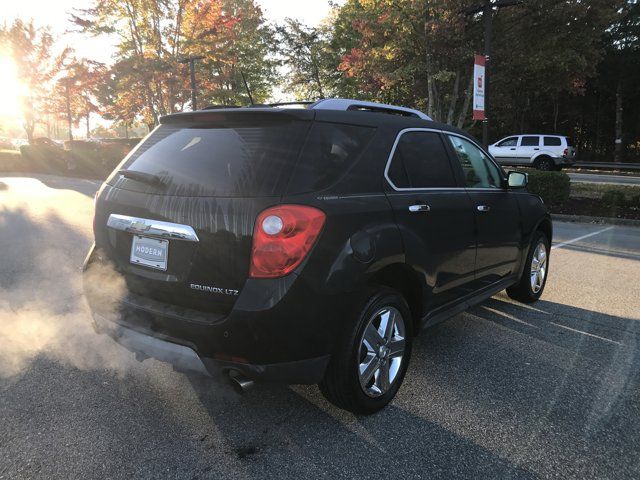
[
  {"x1": 601, "y1": 189, "x2": 627, "y2": 207},
  {"x1": 526, "y1": 170, "x2": 571, "y2": 205},
  {"x1": 0, "y1": 149, "x2": 25, "y2": 172},
  {"x1": 629, "y1": 194, "x2": 640, "y2": 208}
]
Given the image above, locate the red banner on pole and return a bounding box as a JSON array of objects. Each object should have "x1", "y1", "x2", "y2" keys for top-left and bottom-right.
[{"x1": 473, "y1": 55, "x2": 486, "y2": 121}]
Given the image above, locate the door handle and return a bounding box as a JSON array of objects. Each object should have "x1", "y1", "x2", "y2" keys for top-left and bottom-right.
[
  {"x1": 533, "y1": 148, "x2": 540, "y2": 150},
  {"x1": 409, "y1": 204, "x2": 431, "y2": 213},
  {"x1": 510, "y1": 148, "x2": 516, "y2": 150},
  {"x1": 476, "y1": 205, "x2": 491, "y2": 213}
]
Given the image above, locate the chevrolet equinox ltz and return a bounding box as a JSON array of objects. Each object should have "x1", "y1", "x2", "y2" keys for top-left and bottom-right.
[{"x1": 84, "y1": 99, "x2": 551, "y2": 414}]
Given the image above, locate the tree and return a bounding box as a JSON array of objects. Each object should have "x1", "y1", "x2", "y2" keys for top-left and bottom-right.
[
  {"x1": 328, "y1": 0, "x2": 474, "y2": 125},
  {"x1": 276, "y1": 19, "x2": 334, "y2": 100},
  {"x1": 0, "y1": 20, "x2": 69, "y2": 142},
  {"x1": 72, "y1": 0, "x2": 276, "y2": 127},
  {"x1": 49, "y1": 58, "x2": 107, "y2": 139}
]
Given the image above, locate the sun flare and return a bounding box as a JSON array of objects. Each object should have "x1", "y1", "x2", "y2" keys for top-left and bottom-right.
[{"x1": 0, "y1": 56, "x2": 26, "y2": 118}]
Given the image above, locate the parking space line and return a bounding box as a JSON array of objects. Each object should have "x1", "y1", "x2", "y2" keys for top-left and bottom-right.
[
  {"x1": 551, "y1": 226, "x2": 615, "y2": 250},
  {"x1": 549, "y1": 321, "x2": 622, "y2": 345},
  {"x1": 483, "y1": 306, "x2": 540, "y2": 328}
]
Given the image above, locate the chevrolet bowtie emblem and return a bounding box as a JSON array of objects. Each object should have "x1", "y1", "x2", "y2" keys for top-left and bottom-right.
[{"x1": 131, "y1": 221, "x2": 150, "y2": 231}]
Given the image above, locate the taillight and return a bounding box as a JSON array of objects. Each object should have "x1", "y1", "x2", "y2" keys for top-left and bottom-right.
[
  {"x1": 249, "y1": 205, "x2": 326, "y2": 278},
  {"x1": 563, "y1": 148, "x2": 568, "y2": 157}
]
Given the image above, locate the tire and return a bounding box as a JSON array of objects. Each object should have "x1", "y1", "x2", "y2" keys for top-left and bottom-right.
[
  {"x1": 535, "y1": 156, "x2": 554, "y2": 171},
  {"x1": 506, "y1": 231, "x2": 550, "y2": 303},
  {"x1": 319, "y1": 288, "x2": 413, "y2": 414}
]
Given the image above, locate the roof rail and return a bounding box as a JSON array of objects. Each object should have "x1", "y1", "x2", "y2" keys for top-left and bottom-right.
[
  {"x1": 269, "y1": 101, "x2": 314, "y2": 108},
  {"x1": 202, "y1": 105, "x2": 241, "y2": 110},
  {"x1": 309, "y1": 98, "x2": 432, "y2": 120}
]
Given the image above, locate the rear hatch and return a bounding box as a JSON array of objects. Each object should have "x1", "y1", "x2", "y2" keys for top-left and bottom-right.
[
  {"x1": 564, "y1": 137, "x2": 576, "y2": 159},
  {"x1": 93, "y1": 109, "x2": 375, "y2": 315},
  {"x1": 95, "y1": 109, "x2": 313, "y2": 315}
]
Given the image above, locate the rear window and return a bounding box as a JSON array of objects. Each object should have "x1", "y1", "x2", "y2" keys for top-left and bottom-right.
[
  {"x1": 544, "y1": 136, "x2": 562, "y2": 146},
  {"x1": 114, "y1": 121, "x2": 310, "y2": 197},
  {"x1": 113, "y1": 120, "x2": 374, "y2": 196}
]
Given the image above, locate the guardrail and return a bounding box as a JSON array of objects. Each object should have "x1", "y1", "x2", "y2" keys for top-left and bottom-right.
[{"x1": 574, "y1": 162, "x2": 640, "y2": 171}]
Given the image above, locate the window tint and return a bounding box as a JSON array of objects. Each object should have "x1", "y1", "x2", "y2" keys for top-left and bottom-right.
[
  {"x1": 388, "y1": 131, "x2": 457, "y2": 188},
  {"x1": 521, "y1": 136, "x2": 540, "y2": 147},
  {"x1": 287, "y1": 122, "x2": 375, "y2": 193},
  {"x1": 117, "y1": 122, "x2": 309, "y2": 197},
  {"x1": 447, "y1": 135, "x2": 503, "y2": 189},
  {"x1": 544, "y1": 136, "x2": 562, "y2": 146},
  {"x1": 497, "y1": 137, "x2": 518, "y2": 147}
]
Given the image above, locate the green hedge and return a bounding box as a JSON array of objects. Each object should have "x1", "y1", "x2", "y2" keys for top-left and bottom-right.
[{"x1": 526, "y1": 170, "x2": 571, "y2": 205}]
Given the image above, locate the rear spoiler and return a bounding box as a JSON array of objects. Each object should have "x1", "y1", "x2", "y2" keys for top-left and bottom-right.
[{"x1": 160, "y1": 108, "x2": 315, "y2": 125}]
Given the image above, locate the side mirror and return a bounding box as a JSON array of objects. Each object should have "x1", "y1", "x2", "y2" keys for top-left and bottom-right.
[{"x1": 507, "y1": 171, "x2": 528, "y2": 189}]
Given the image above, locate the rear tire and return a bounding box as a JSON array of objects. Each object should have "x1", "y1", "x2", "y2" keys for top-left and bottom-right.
[
  {"x1": 507, "y1": 231, "x2": 550, "y2": 303},
  {"x1": 319, "y1": 288, "x2": 413, "y2": 414},
  {"x1": 535, "y1": 156, "x2": 554, "y2": 171}
]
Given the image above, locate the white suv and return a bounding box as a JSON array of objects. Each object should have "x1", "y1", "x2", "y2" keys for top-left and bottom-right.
[{"x1": 489, "y1": 135, "x2": 576, "y2": 171}]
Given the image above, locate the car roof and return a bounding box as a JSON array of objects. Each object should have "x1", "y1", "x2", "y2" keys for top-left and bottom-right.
[
  {"x1": 502, "y1": 134, "x2": 566, "y2": 137},
  {"x1": 159, "y1": 107, "x2": 486, "y2": 153},
  {"x1": 161, "y1": 107, "x2": 472, "y2": 135}
]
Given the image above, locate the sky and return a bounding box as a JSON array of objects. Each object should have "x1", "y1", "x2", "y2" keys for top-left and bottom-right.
[
  {"x1": 0, "y1": 0, "x2": 343, "y2": 136},
  {"x1": 1, "y1": 0, "x2": 341, "y2": 63}
]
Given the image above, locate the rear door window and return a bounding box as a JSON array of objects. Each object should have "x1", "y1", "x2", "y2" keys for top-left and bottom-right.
[
  {"x1": 544, "y1": 136, "x2": 562, "y2": 146},
  {"x1": 387, "y1": 131, "x2": 457, "y2": 189},
  {"x1": 520, "y1": 136, "x2": 540, "y2": 147},
  {"x1": 114, "y1": 121, "x2": 310, "y2": 197}
]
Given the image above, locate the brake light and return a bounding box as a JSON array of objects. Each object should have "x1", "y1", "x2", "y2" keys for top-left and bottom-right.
[
  {"x1": 249, "y1": 205, "x2": 326, "y2": 278},
  {"x1": 563, "y1": 148, "x2": 568, "y2": 157}
]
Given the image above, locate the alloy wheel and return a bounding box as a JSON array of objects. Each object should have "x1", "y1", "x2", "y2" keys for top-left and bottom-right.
[
  {"x1": 357, "y1": 306, "x2": 406, "y2": 397},
  {"x1": 530, "y1": 241, "x2": 548, "y2": 294}
]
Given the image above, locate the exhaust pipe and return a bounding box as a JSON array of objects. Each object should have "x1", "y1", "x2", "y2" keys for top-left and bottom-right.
[{"x1": 228, "y1": 370, "x2": 254, "y2": 394}]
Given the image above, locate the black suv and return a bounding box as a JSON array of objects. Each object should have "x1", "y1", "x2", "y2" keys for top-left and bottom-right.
[{"x1": 84, "y1": 100, "x2": 551, "y2": 414}]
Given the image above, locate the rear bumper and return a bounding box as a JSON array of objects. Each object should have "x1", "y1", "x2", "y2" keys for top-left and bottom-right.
[
  {"x1": 556, "y1": 156, "x2": 575, "y2": 166},
  {"x1": 83, "y1": 245, "x2": 338, "y2": 384},
  {"x1": 91, "y1": 310, "x2": 331, "y2": 384}
]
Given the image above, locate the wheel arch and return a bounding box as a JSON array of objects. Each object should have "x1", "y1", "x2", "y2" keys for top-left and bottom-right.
[
  {"x1": 532, "y1": 152, "x2": 559, "y2": 165},
  {"x1": 367, "y1": 263, "x2": 424, "y2": 333},
  {"x1": 536, "y1": 216, "x2": 553, "y2": 245}
]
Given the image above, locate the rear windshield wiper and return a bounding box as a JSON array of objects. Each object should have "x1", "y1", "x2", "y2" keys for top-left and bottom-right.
[{"x1": 118, "y1": 170, "x2": 167, "y2": 188}]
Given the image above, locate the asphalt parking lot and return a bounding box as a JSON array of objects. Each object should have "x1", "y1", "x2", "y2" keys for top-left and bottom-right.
[{"x1": 1, "y1": 175, "x2": 639, "y2": 479}]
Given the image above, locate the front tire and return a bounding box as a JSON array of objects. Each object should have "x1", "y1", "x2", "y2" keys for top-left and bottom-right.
[
  {"x1": 319, "y1": 288, "x2": 413, "y2": 414},
  {"x1": 507, "y1": 231, "x2": 550, "y2": 303}
]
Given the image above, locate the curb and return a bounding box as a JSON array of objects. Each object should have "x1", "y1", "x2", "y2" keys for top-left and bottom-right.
[{"x1": 552, "y1": 213, "x2": 640, "y2": 227}]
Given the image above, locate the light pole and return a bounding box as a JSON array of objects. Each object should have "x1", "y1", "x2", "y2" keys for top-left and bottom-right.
[
  {"x1": 465, "y1": 0, "x2": 522, "y2": 146},
  {"x1": 180, "y1": 55, "x2": 205, "y2": 111}
]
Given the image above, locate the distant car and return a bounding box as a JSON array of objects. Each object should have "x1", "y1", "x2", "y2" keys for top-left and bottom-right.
[{"x1": 489, "y1": 135, "x2": 576, "y2": 171}]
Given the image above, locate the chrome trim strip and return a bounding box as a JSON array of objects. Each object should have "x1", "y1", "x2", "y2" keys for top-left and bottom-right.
[{"x1": 107, "y1": 214, "x2": 200, "y2": 242}]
